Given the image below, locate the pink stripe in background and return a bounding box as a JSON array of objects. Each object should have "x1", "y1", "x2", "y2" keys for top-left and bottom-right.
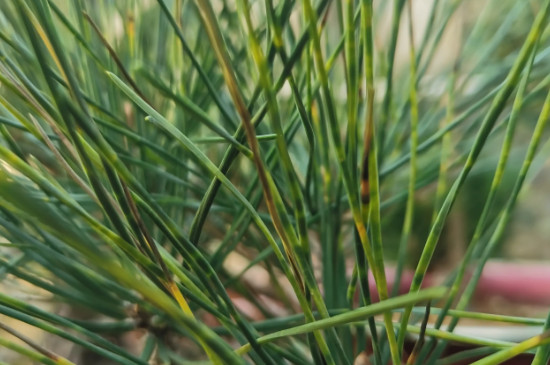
[{"x1": 368, "y1": 261, "x2": 550, "y2": 305}]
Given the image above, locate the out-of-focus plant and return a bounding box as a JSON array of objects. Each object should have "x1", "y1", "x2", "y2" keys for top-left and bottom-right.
[{"x1": 0, "y1": 0, "x2": 549, "y2": 364}]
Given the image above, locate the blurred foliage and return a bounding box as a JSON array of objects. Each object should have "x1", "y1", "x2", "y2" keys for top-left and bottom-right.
[{"x1": 0, "y1": 0, "x2": 549, "y2": 364}]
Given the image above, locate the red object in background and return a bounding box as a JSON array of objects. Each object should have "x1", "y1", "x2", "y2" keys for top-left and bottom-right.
[
  {"x1": 367, "y1": 261, "x2": 550, "y2": 365},
  {"x1": 474, "y1": 261, "x2": 550, "y2": 305},
  {"x1": 369, "y1": 260, "x2": 550, "y2": 305}
]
